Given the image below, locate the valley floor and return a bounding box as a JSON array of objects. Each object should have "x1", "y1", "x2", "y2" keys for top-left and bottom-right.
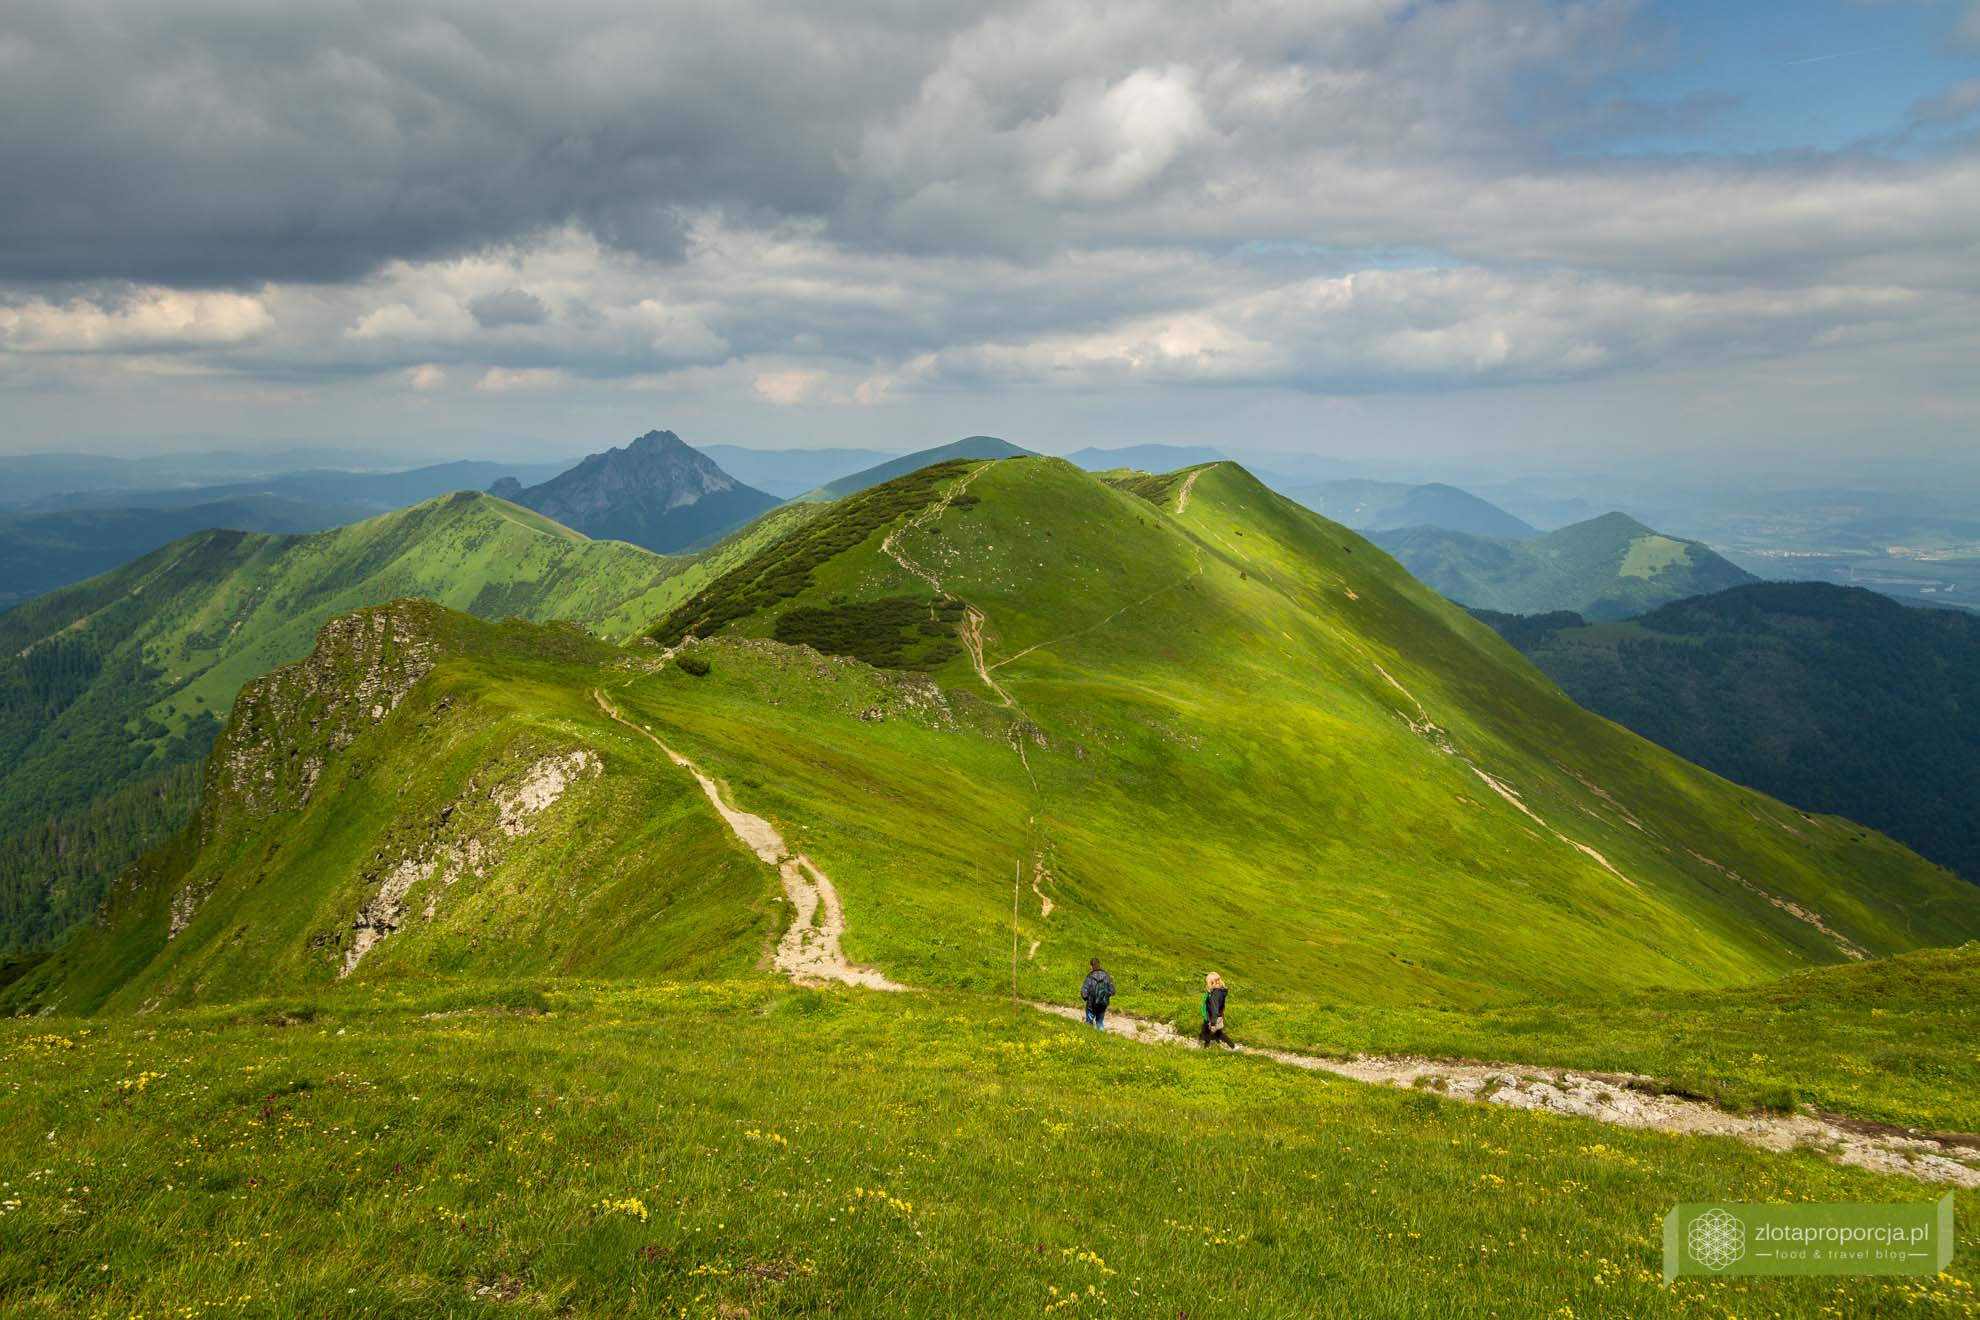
[{"x1": 4, "y1": 980, "x2": 1977, "y2": 1319}]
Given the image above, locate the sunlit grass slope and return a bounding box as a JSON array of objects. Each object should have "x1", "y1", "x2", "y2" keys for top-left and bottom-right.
[
  {"x1": 1259, "y1": 941, "x2": 1980, "y2": 1132},
  {"x1": 2, "y1": 981, "x2": 1973, "y2": 1318},
  {"x1": 0, "y1": 492, "x2": 809, "y2": 954},
  {"x1": 25, "y1": 458, "x2": 1980, "y2": 1019},
  {"x1": 629, "y1": 457, "x2": 1980, "y2": 1008},
  {"x1": 16, "y1": 603, "x2": 777, "y2": 1015}
]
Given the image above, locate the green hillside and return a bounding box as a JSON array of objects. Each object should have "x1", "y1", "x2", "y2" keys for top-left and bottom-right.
[
  {"x1": 1474, "y1": 581, "x2": 1980, "y2": 882},
  {"x1": 12, "y1": 458, "x2": 1980, "y2": 1317},
  {"x1": 1373, "y1": 511, "x2": 1757, "y2": 619},
  {"x1": 0, "y1": 492, "x2": 802, "y2": 954},
  {"x1": 25, "y1": 458, "x2": 1980, "y2": 1018},
  {"x1": 6, "y1": 975, "x2": 1974, "y2": 1319}
]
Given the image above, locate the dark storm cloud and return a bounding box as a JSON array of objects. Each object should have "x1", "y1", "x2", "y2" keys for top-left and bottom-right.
[
  {"x1": 468, "y1": 288, "x2": 549, "y2": 327},
  {"x1": 0, "y1": 0, "x2": 958, "y2": 286}
]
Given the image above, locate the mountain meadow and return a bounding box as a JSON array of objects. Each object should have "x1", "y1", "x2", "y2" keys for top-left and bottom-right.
[{"x1": 4, "y1": 456, "x2": 1977, "y2": 1317}]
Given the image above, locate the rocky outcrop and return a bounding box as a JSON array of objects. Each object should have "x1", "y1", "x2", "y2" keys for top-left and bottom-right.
[
  {"x1": 167, "y1": 601, "x2": 449, "y2": 938},
  {"x1": 339, "y1": 749, "x2": 600, "y2": 975},
  {"x1": 209, "y1": 601, "x2": 445, "y2": 822}
]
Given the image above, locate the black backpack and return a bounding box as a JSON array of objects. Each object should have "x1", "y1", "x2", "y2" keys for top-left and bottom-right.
[{"x1": 1086, "y1": 970, "x2": 1115, "y2": 1007}]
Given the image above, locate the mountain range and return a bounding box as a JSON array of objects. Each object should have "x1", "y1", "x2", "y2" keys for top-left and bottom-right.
[
  {"x1": 0, "y1": 491, "x2": 802, "y2": 953},
  {"x1": 0, "y1": 460, "x2": 569, "y2": 606},
  {"x1": 1476, "y1": 581, "x2": 1980, "y2": 883},
  {"x1": 1374, "y1": 511, "x2": 1758, "y2": 619},
  {"x1": 1283, "y1": 479, "x2": 1537, "y2": 539},
  {"x1": 18, "y1": 457, "x2": 1975, "y2": 1017},
  {"x1": 795, "y1": 435, "x2": 1035, "y2": 501},
  {"x1": 488, "y1": 430, "x2": 781, "y2": 552}
]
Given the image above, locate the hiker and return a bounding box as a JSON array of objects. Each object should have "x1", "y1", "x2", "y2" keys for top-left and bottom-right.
[
  {"x1": 1080, "y1": 957, "x2": 1115, "y2": 1031},
  {"x1": 1199, "y1": 972, "x2": 1235, "y2": 1049}
]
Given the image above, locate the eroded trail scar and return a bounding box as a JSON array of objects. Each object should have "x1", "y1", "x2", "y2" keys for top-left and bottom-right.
[
  {"x1": 879, "y1": 464, "x2": 1016, "y2": 707},
  {"x1": 592, "y1": 690, "x2": 906, "y2": 991},
  {"x1": 1175, "y1": 466, "x2": 1206, "y2": 514}
]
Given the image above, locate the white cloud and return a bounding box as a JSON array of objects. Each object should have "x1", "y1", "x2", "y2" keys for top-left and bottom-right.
[
  {"x1": 753, "y1": 369, "x2": 827, "y2": 404},
  {"x1": 406, "y1": 364, "x2": 446, "y2": 390},
  {"x1": 475, "y1": 366, "x2": 566, "y2": 392},
  {"x1": 0, "y1": 287, "x2": 271, "y2": 352}
]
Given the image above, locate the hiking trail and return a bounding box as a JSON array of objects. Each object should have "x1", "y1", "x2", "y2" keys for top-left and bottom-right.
[
  {"x1": 1028, "y1": 1003, "x2": 1980, "y2": 1188},
  {"x1": 592, "y1": 690, "x2": 906, "y2": 991},
  {"x1": 880, "y1": 464, "x2": 1015, "y2": 707},
  {"x1": 600, "y1": 482, "x2": 1977, "y2": 1189},
  {"x1": 1175, "y1": 466, "x2": 1206, "y2": 514}
]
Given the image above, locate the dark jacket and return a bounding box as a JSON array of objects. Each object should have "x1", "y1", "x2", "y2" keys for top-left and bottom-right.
[
  {"x1": 1202, "y1": 986, "x2": 1228, "y2": 1024},
  {"x1": 1081, "y1": 969, "x2": 1115, "y2": 1005}
]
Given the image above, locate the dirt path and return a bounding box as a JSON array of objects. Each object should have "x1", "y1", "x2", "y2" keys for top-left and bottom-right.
[
  {"x1": 1029, "y1": 1003, "x2": 1980, "y2": 1187},
  {"x1": 878, "y1": 465, "x2": 1016, "y2": 707},
  {"x1": 1175, "y1": 466, "x2": 1207, "y2": 514},
  {"x1": 592, "y1": 690, "x2": 906, "y2": 991}
]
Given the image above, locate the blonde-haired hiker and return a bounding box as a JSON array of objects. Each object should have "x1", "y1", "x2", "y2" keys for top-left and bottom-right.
[{"x1": 1199, "y1": 973, "x2": 1235, "y2": 1049}]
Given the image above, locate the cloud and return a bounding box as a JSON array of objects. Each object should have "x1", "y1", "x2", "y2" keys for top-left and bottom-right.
[
  {"x1": 896, "y1": 267, "x2": 1946, "y2": 393},
  {"x1": 0, "y1": 287, "x2": 272, "y2": 352},
  {"x1": 0, "y1": 0, "x2": 1976, "y2": 450},
  {"x1": 1958, "y1": 2, "x2": 1980, "y2": 50},
  {"x1": 753, "y1": 369, "x2": 826, "y2": 404},
  {"x1": 475, "y1": 366, "x2": 565, "y2": 392},
  {"x1": 1911, "y1": 79, "x2": 1980, "y2": 124},
  {"x1": 468, "y1": 288, "x2": 550, "y2": 327}
]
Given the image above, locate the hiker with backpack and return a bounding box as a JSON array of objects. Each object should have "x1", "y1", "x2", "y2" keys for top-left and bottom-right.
[
  {"x1": 1200, "y1": 972, "x2": 1235, "y2": 1049},
  {"x1": 1080, "y1": 958, "x2": 1115, "y2": 1031}
]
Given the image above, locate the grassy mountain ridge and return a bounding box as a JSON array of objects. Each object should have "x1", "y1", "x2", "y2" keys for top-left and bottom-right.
[
  {"x1": 29, "y1": 457, "x2": 1980, "y2": 1018},
  {"x1": 0, "y1": 491, "x2": 795, "y2": 955},
  {"x1": 1373, "y1": 511, "x2": 1758, "y2": 619},
  {"x1": 1473, "y1": 581, "x2": 1980, "y2": 882}
]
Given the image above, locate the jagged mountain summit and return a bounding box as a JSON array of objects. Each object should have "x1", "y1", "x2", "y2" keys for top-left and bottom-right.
[
  {"x1": 19, "y1": 457, "x2": 1978, "y2": 1017},
  {"x1": 492, "y1": 429, "x2": 781, "y2": 552}
]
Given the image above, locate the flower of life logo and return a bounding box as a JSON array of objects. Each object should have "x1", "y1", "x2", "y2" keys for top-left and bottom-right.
[{"x1": 1687, "y1": 1208, "x2": 1746, "y2": 1271}]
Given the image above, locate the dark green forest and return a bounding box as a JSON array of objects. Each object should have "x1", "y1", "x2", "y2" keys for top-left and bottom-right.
[
  {"x1": 1477, "y1": 582, "x2": 1980, "y2": 883},
  {"x1": 0, "y1": 763, "x2": 203, "y2": 953}
]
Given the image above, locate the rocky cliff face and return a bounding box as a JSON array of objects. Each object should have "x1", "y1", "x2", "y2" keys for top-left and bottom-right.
[
  {"x1": 497, "y1": 430, "x2": 781, "y2": 552},
  {"x1": 207, "y1": 601, "x2": 446, "y2": 824}
]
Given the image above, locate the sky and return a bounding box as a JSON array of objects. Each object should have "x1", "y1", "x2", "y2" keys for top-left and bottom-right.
[{"x1": 1, "y1": 0, "x2": 1977, "y2": 477}]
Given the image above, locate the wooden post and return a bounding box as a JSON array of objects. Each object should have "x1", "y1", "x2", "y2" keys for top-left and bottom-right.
[{"x1": 1012, "y1": 858, "x2": 1021, "y2": 1009}]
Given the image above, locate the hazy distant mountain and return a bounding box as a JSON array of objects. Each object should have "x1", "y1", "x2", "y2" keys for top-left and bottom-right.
[
  {"x1": 0, "y1": 450, "x2": 366, "y2": 507},
  {"x1": 1061, "y1": 444, "x2": 1228, "y2": 472},
  {"x1": 1375, "y1": 512, "x2": 1756, "y2": 619},
  {"x1": 1476, "y1": 582, "x2": 1980, "y2": 882},
  {"x1": 1285, "y1": 480, "x2": 1536, "y2": 539},
  {"x1": 0, "y1": 491, "x2": 711, "y2": 953},
  {"x1": 495, "y1": 430, "x2": 780, "y2": 552},
  {"x1": 0, "y1": 460, "x2": 570, "y2": 604},
  {"x1": 20, "y1": 460, "x2": 569, "y2": 515},
  {"x1": 0, "y1": 498, "x2": 342, "y2": 608},
  {"x1": 697, "y1": 445, "x2": 897, "y2": 499},
  {"x1": 797, "y1": 436, "x2": 1036, "y2": 501}
]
